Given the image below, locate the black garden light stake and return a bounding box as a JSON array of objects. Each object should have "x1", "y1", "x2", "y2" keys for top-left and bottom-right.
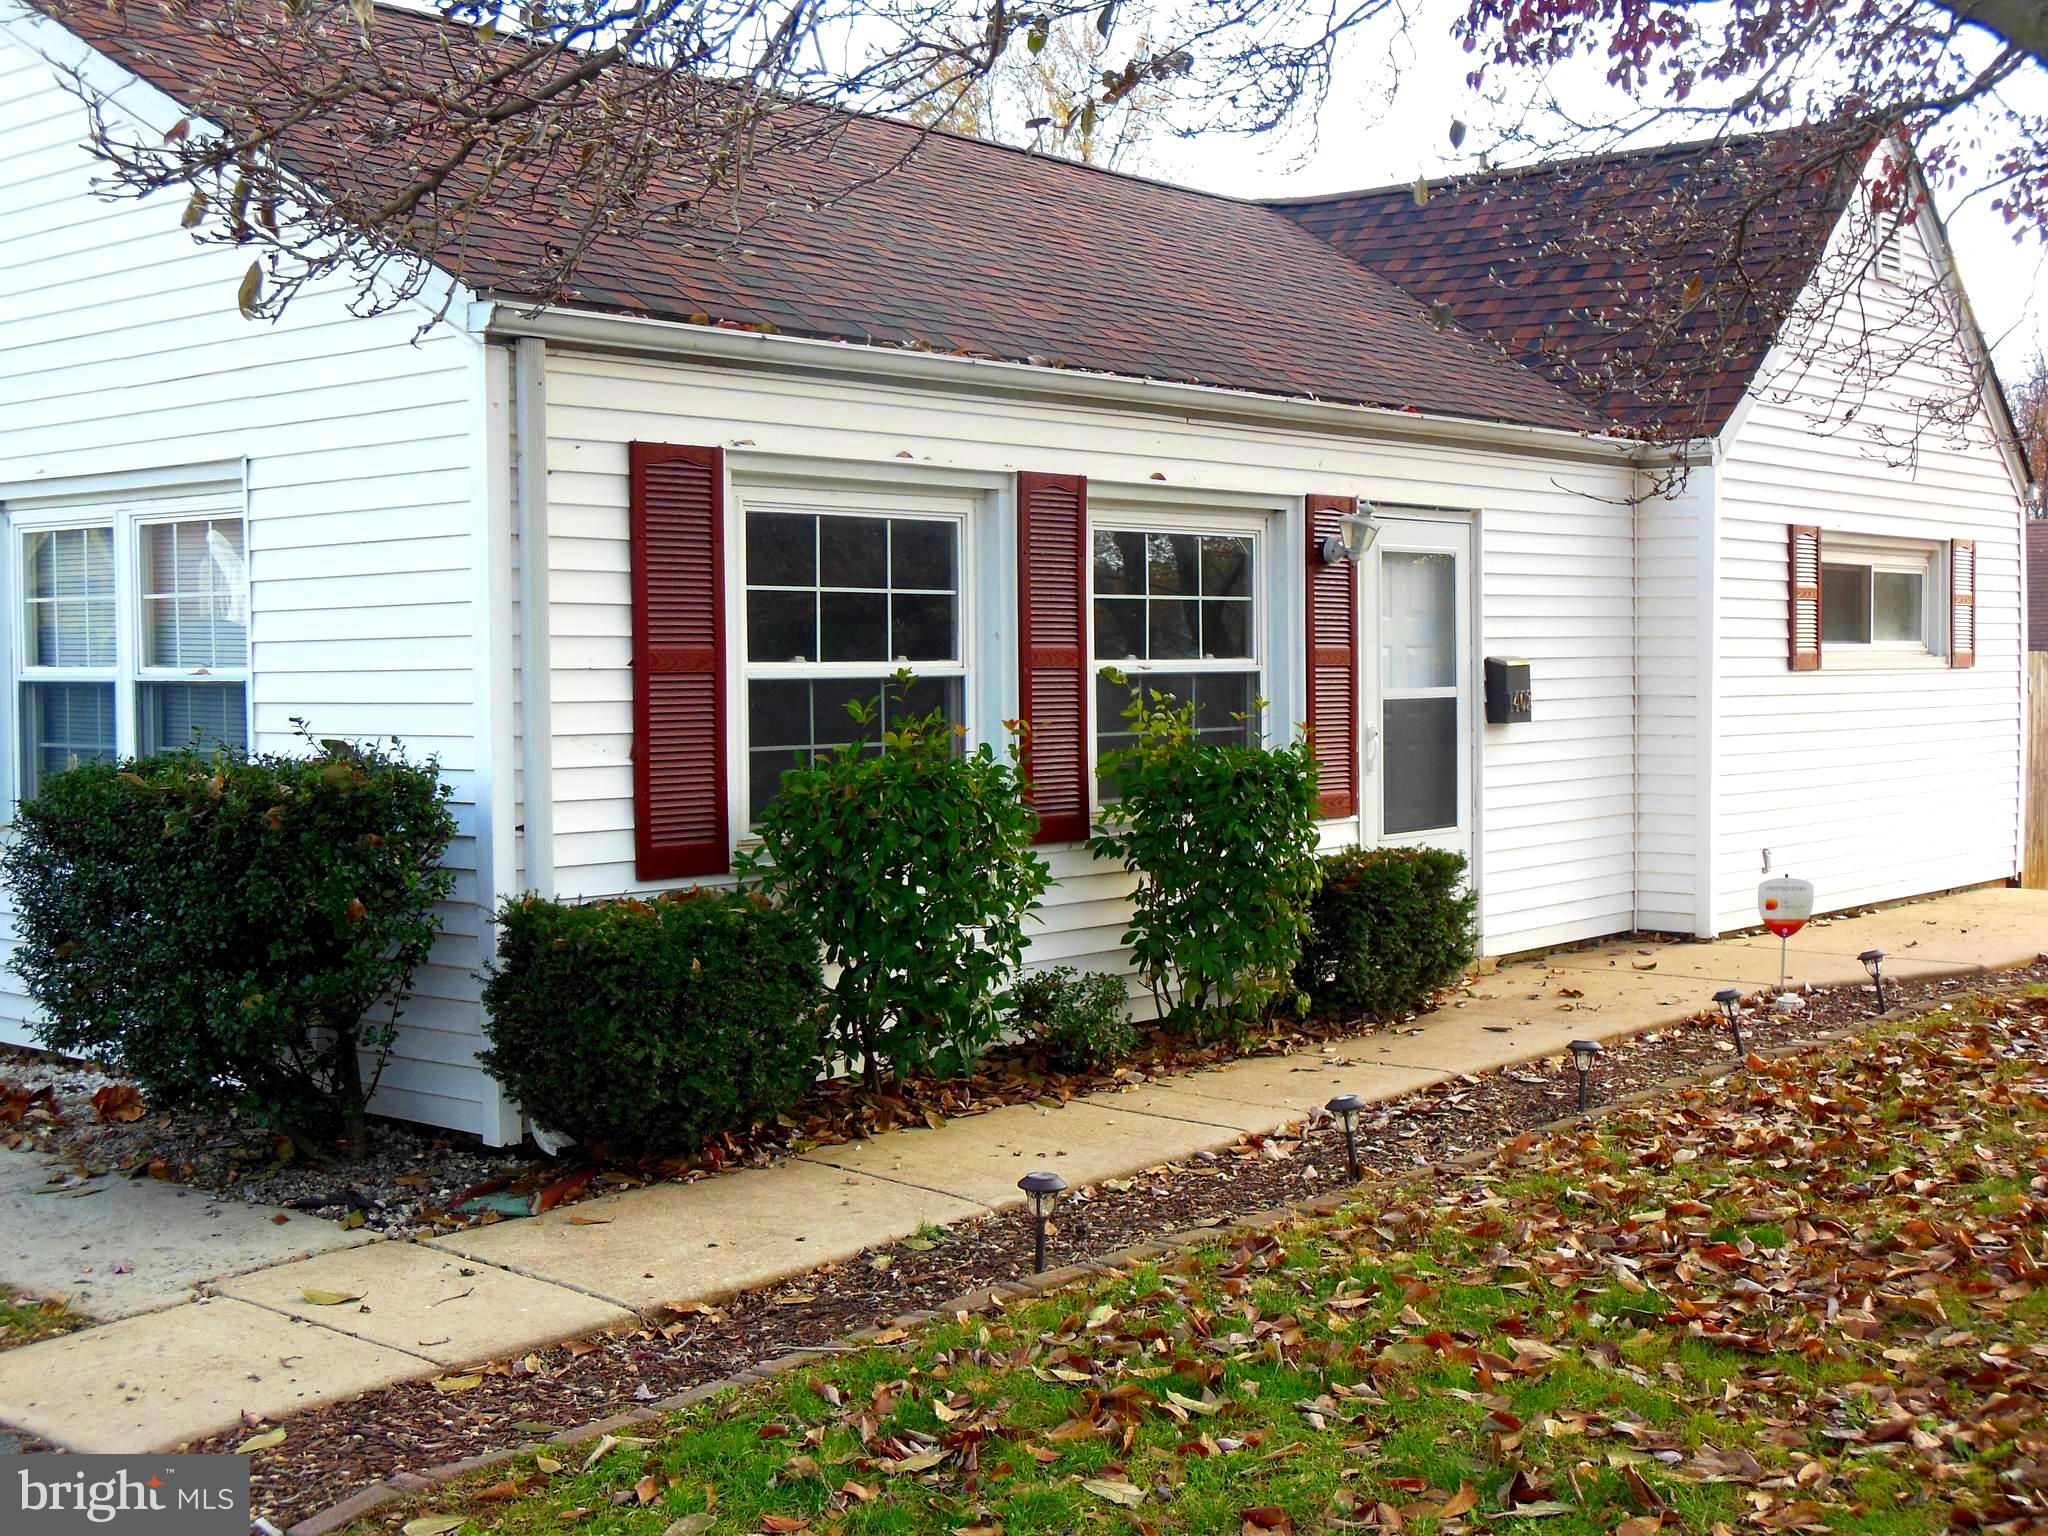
[
  {"x1": 1713, "y1": 987, "x2": 1746, "y2": 1056},
  {"x1": 1326, "y1": 1092, "x2": 1367, "y2": 1181},
  {"x1": 1859, "y1": 949, "x2": 1888, "y2": 1013},
  {"x1": 1567, "y1": 1039, "x2": 1601, "y2": 1113},
  {"x1": 1018, "y1": 1169, "x2": 1067, "y2": 1274}
]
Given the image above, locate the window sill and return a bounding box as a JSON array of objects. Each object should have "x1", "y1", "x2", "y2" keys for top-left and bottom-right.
[{"x1": 1820, "y1": 649, "x2": 1948, "y2": 673}]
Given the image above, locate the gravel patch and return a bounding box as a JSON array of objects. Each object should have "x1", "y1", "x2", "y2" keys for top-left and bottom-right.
[{"x1": 0, "y1": 1049, "x2": 532, "y2": 1235}]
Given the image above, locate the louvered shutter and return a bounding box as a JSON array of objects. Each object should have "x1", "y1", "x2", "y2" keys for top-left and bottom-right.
[
  {"x1": 630, "y1": 442, "x2": 729, "y2": 879},
  {"x1": 1950, "y1": 538, "x2": 1976, "y2": 668},
  {"x1": 1017, "y1": 471, "x2": 1089, "y2": 844},
  {"x1": 1788, "y1": 525, "x2": 1822, "y2": 672},
  {"x1": 1304, "y1": 495, "x2": 1360, "y2": 818}
]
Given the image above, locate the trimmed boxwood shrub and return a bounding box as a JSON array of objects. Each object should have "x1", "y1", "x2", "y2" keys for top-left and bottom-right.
[
  {"x1": 1, "y1": 738, "x2": 456, "y2": 1153},
  {"x1": 1014, "y1": 966, "x2": 1137, "y2": 1073},
  {"x1": 480, "y1": 889, "x2": 825, "y2": 1157},
  {"x1": 1294, "y1": 846, "x2": 1477, "y2": 1020}
]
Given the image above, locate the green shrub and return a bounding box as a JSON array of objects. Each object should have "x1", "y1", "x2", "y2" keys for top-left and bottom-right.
[
  {"x1": 1089, "y1": 683, "x2": 1322, "y2": 1037},
  {"x1": 737, "y1": 674, "x2": 1050, "y2": 1087},
  {"x1": 479, "y1": 889, "x2": 823, "y2": 1156},
  {"x1": 1, "y1": 736, "x2": 456, "y2": 1152},
  {"x1": 1014, "y1": 966, "x2": 1137, "y2": 1073},
  {"x1": 1295, "y1": 846, "x2": 1477, "y2": 1019}
]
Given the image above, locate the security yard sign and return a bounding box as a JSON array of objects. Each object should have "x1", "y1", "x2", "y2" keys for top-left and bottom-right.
[
  {"x1": 1758, "y1": 876, "x2": 1816, "y2": 992},
  {"x1": 1758, "y1": 877, "x2": 1814, "y2": 937}
]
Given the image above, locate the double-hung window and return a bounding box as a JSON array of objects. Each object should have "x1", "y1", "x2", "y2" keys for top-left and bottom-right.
[
  {"x1": 740, "y1": 490, "x2": 967, "y2": 821},
  {"x1": 13, "y1": 504, "x2": 248, "y2": 800},
  {"x1": 1820, "y1": 539, "x2": 1937, "y2": 655},
  {"x1": 1091, "y1": 522, "x2": 1261, "y2": 799}
]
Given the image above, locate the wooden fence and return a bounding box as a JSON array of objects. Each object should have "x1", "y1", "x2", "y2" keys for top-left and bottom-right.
[{"x1": 2029, "y1": 652, "x2": 2048, "y2": 888}]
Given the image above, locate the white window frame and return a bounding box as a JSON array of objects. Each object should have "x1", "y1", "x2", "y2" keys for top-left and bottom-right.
[
  {"x1": 1819, "y1": 534, "x2": 1943, "y2": 665},
  {"x1": 4, "y1": 488, "x2": 251, "y2": 810},
  {"x1": 733, "y1": 482, "x2": 977, "y2": 829},
  {"x1": 1086, "y1": 501, "x2": 1271, "y2": 813}
]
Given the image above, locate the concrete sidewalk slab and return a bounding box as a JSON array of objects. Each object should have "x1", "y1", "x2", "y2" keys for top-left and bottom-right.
[
  {"x1": 1077, "y1": 1080, "x2": 1298, "y2": 1133},
  {"x1": 0, "y1": 1297, "x2": 430, "y2": 1451},
  {"x1": 0, "y1": 1148, "x2": 371, "y2": 1320},
  {"x1": 800, "y1": 1099, "x2": 1256, "y2": 1212},
  {"x1": 214, "y1": 1240, "x2": 636, "y2": 1366},
  {"x1": 428, "y1": 1160, "x2": 984, "y2": 1313},
  {"x1": 1119, "y1": 1054, "x2": 1446, "y2": 1118}
]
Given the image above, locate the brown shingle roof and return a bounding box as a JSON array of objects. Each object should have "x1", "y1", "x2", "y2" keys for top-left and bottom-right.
[
  {"x1": 1271, "y1": 134, "x2": 1857, "y2": 435},
  {"x1": 49, "y1": 0, "x2": 1598, "y2": 433}
]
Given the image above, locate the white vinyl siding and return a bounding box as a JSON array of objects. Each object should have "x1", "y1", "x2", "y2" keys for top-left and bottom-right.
[
  {"x1": 0, "y1": 23, "x2": 504, "y2": 1139},
  {"x1": 533, "y1": 347, "x2": 1642, "y2": 963},
  {"x1": 1709, "y1": 211, "x2": 2025, "y2": 931}
]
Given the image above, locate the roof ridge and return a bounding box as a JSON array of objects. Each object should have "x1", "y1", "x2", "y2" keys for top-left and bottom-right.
[
  {"x1": 356, "y1": 0, "x2": 1271, "y2": 212},
  {"x1": 1262, "y1": 122, "x2": 1823, "y2": 210}
]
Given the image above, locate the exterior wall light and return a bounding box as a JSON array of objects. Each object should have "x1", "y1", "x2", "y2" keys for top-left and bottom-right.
[
  {"x1": 1859, "y1": 949, "x2": 1888, "y2": 1012},
  {"x1": 1567, "y1": 1039, "x2": 1602, "y2": 1112},
  {"x1": 1319, "y1": 508, "x2": 1379, "y2": 565},
  {"x1": 1017, "y1": 1169, "x2": 1067, "y2": 1273},
  {"x1": 1713, "y1": 987, "x2": 1746, "y2": 1056},
  {"x1": 1325, "y1": 1092, "x2": 1367, "y2": 1181}
]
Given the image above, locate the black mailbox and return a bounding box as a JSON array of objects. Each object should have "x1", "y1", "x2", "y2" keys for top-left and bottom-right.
[{"x1": 1484, "y1": 656, "x2": 1531, "y2": 724}]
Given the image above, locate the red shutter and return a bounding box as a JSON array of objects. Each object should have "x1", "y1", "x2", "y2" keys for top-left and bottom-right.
[
  {"x1": 1788, "y1": 524, "x2": 1822, "y2": 672},
  {"x1": 1304, "y1": 495, "x2": 1360, "y2": 819},
  {"x1": 1950, "y1": 537, "x2": 1976, "y2": 668},
  {"x1": 630, "y1": 442, "x2": 729, "y2": 879},
  {"x1": 1017, "y1": 471, "x2": 1089, "y2": 843}
]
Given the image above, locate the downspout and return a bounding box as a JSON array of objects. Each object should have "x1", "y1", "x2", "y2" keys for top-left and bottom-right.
[{"x1": 513, "y1": 337, "x2": 556, "y2": 899}]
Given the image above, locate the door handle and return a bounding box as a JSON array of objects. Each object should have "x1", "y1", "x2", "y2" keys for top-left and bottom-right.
[{"x1": 1362, "y1": 724, "x2": 1379, "y2": 771}]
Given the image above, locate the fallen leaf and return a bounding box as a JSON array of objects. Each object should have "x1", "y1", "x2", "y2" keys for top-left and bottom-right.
[
  {"x1": 235, "y1": 1427, "x2": 286, "y2": 1453},
  {"x1": 1083, "y1": 1479, "x2": 1147, "y2": 1507},
  {"x1": 300, "y1": 1288, "x2": 363, "y2": 1307},
  {"x1": 91, "y1": 1084, "x2": 147, "y2": 1123}
]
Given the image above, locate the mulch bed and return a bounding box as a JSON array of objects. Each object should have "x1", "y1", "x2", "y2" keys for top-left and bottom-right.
[{"x1": 201, "y1": 956, "x2": 2048, "y2": 1530}]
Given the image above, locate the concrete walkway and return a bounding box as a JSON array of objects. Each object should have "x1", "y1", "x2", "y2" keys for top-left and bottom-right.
[
  {"x1": 1, "y1": 886, "x2": 2041, "y2": 1451},
  {"x1": 0, "y1": 1149, "x2": 374, "y2": 1320}
]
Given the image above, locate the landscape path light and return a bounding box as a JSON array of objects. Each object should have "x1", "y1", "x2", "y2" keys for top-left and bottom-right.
[
  {"x1": 1325, "y1": 1092, "x2": 1367, "y2": 1181},
  {"x1": 1017, "y1": 1170, "x2": 1067, "y2": 1274},
  {"x1": 1859, "y1": 949, "x2": 1888, "y2": 1013},
  {"x1": 1713, "y1": 987, "x2": 1746, "y2": 1056},
  {"x1": 1567, "y1": 1039, "x2": 1602, "y2": 1113}
]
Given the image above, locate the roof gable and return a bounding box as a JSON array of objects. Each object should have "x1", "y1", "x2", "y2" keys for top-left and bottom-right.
[{"x1": 1270, "y1": 133, "x2": 1857, "y2": 437}]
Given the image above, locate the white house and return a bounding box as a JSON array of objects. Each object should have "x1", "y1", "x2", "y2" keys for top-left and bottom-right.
[{"x1": 0, "y1": 1, "x2": 2031, "y2": 1143}]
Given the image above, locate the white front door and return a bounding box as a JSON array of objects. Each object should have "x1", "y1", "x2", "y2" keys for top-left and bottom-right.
[{"x1": 1367, "y1": 516, "x2": 1473, "y2": 860}]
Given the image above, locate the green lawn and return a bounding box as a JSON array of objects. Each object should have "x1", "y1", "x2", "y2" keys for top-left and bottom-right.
[
  {"x1": 0, "y1": 1289, "x2": 84, "y2": 1351},
  {"x1": 368, "y1": 990, "x2": 2048, "y2": 1536}
]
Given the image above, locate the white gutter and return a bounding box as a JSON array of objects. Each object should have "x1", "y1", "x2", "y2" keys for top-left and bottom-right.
[{"x1": 470, "y1": 301, "x2": 1648, "y2": 466}]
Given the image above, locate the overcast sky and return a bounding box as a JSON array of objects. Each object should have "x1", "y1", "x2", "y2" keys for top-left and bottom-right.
[{"x1": 1132, "y1": 3, "x2": 2048, "y2": 385}]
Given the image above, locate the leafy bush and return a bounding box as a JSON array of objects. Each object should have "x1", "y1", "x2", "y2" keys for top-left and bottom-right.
[
  {"x1": 2, "y1": 736, "x2": 456, "y2": 1152},
  {"x1": 480, "y1": 889, "x2": 824, "y2": 1156},
  {"x1": 1295, "y1": 846, "x2": 1477, "y2": 1019},
  {"x1": 1089, "y1": 684, "x2": 1322, "y2": 1037},
  {"x1": 738, "y1": 674, "x2": 1050, "y2": 1086},
  {"x1": 1014, "y1": 966, "x2": 1137, "y2": 1073}
]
